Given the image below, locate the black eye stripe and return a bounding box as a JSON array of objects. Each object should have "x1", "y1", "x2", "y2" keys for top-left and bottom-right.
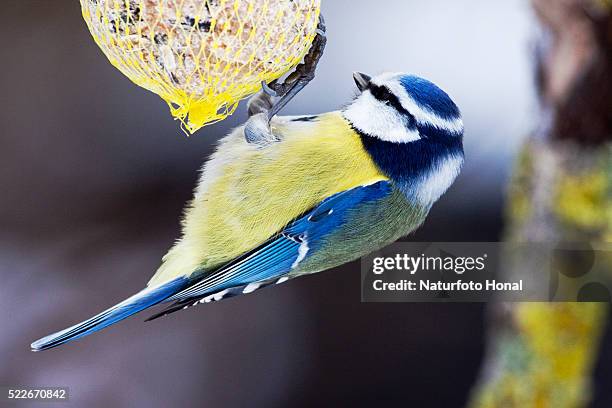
[
  {"x1": 368, "y1": 84, "x2": 416, "y2": 124},
  {"x1": 370, "y1": 85, "x2": 392, "y2": 102}
]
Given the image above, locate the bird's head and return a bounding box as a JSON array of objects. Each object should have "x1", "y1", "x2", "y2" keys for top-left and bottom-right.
[{"x1": 343, "y1": 72, "x2": 464, "y2": 207}]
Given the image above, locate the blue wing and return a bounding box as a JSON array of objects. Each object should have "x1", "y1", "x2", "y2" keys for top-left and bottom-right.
[
  {"x1": 147, "y1": 180, "x2": 392, "y2": 320},
  {"x1": 31, "y1": 181, "x2": 392, "y2": 349}
]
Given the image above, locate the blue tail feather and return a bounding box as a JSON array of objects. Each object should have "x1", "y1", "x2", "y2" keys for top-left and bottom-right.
[{"x1": 30, "y1": 277, "x2": 190, "y2": 351}]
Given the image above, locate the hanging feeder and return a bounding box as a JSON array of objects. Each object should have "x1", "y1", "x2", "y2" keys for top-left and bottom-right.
[{"x1": 80, "y1": 0, "x2": 321, "y2": 134}]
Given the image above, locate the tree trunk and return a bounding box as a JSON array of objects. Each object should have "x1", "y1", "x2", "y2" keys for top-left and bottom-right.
[{"x1": 469, "y1": 0, "x2": 612, "y2": 406}]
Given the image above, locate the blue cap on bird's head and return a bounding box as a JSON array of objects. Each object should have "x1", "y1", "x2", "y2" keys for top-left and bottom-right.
[
  {"x1": 344, "y1": 72, "x2": 463, "y2": 144},
  {"x1": 397, "y1": 75, "x2": 461, "y2": 122}
]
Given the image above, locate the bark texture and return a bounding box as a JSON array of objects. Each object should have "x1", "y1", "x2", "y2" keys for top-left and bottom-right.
[{"x1": 469, "y1": 0, "x2": 612, "y2": 406}]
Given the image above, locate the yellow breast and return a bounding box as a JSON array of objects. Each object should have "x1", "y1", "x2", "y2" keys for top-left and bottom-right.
[{"x1": 148, "y1": 112, "x2": 386, "y2": 286}]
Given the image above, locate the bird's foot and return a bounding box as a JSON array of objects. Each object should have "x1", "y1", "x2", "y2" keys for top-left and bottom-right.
[
  {"x1": 244, "y1": 112, "x2": 279, "y2": 146},
  {"x1": 244, "y1": 14, "x2": 326, "y2": 145},
  {"x1": 265, "y1": 14, "x2": 327, "y2": 119},
  {"x1": 247, "y1": 85, "x2": 275, "y2": 117}
]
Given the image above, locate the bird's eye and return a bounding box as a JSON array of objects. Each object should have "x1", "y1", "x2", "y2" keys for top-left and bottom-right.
[
  {"x1": 370, "y1": 86, "x2": 393, "y2": 104},
  {"x1": 380, "y1": 90, "x2": 392, "y2": 102}
]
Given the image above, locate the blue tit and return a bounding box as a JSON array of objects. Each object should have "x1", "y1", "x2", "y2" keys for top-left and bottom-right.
[{"x1": 31, "y1": 72, "x2": 464, "y2": 351}]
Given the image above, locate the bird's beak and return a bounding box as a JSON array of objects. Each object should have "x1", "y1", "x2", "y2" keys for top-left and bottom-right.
[{"x1": 353, "y1": 72, "x2": 371, "y2": 92}]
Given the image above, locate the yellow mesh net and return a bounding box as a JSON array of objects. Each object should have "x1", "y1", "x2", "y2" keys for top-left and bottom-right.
[{"x1": 80, "y1": 0, "x2": 321, "y2": 134}]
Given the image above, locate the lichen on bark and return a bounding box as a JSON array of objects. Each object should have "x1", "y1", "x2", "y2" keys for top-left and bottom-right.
[{"x1": 469, "y1": 0, "x2": 612, "y2": 406}]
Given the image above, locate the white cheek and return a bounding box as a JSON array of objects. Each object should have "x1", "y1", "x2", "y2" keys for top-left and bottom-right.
[
  {"x1": 343, "y1": 93, "x2": 421, "y2": 143},
  {"x1": 415, "y1": 154, "x2": 463, "y2": 206}
]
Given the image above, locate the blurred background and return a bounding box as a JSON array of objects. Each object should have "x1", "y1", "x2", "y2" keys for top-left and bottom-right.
[{"x1": 0, "y1": 0, "x2": 610, "y2": 407}]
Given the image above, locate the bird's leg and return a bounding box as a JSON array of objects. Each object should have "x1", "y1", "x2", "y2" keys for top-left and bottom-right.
[
  {"x1": 246, "y1": 84, "x2": 275, "y2": 117},
  {"x1": 244, "y1": 14, "x2": 327, "y2": 145},
  {"x1": 266, "y1": 14, "x2": 327, "y2": 119}
]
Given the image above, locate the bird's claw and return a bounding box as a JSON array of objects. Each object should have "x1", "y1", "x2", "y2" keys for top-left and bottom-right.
[
  {"x1": 244, "y1": 14, "x2": 327, "y2": 144},
  {"x1": 261, "y1": 81, "x2": 278, "y2": 97},
  {"x1": 265, "y1": 15, "x2": 327, "y2": 119}
]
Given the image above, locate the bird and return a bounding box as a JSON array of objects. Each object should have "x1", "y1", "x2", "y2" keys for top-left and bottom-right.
[{"x1": 31, "y1": 71, "x2": 464, "y2": 351}]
